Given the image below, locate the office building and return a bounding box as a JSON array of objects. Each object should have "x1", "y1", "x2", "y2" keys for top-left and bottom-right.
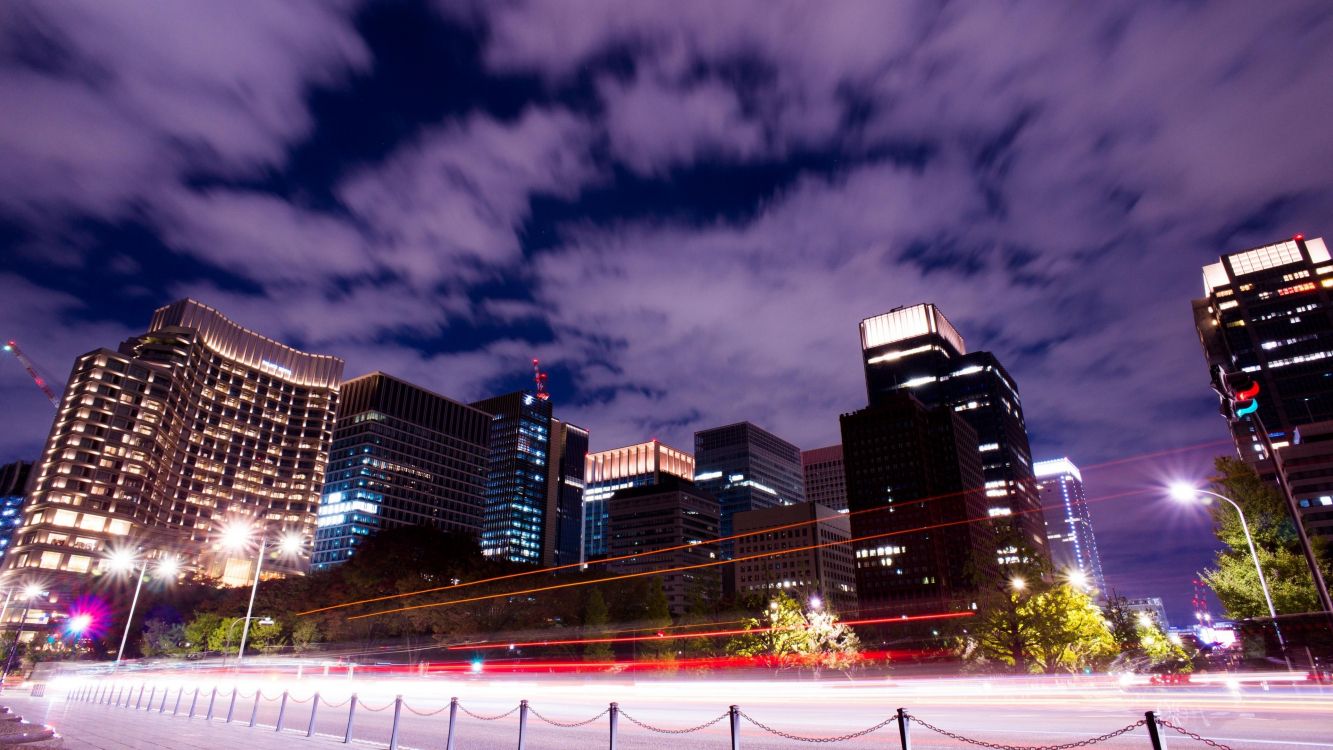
[
  {"x1": 859, "y1": 304, "x2": 1045, "y2": 559},
  {"x1": 583, "y1": 440, "x2": 694, "y2": 561},
  {"x1": 312, "y1": 373, "x2": 492, "y2": 570},
  {"x1": 733, "y1": 501, "x2": 857, "y2": 614},
  {"x1": 0, "y1": 462, "x2": 33, "y2": 562},
  {"x1": 1035, "y1": 457, "x2": 1107, "y2": 594},
  {"x1": 605, "y1": 476, "x2": 720, "y2": 615},
  {"x1": 841, "y1": 393, "x2": 997, "y2": 616},
  {"x1": 1276, "y1": 420, "x2": 1333, "y2": 545},
  {"x1": 1124, "y1": 596, "x2": 1170, "y2": 630},
  {"x1": 471, "y1": 392, "x2": 553, "y2": 565},
  {"x1": 544, "y1": 419, "x2": 588, "y2": 567},
  {"x1": 694, "y1": 422, "x2": 805, "y2": 560},
  {"x1": 0, "y1": 299, "x2": 342, "y2": 615},
  {"x1": 1192, "y1": 235, "x2": 1333, "y2": 463},
  {"x1": 801, "y1": 444, "x2": 847, "y2": 512}
]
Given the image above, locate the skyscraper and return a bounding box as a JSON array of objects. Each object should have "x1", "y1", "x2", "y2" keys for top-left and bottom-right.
[
  {"x1": 694, "y1": 422, "x2": 805, "y2": 560},
  {"x1": 1035, "y1": 457, "x2": 1106, "y2": 594},
  {"x1": 0, "y1": 299, "x2": 342, "y2": 612},
  {"x1": 859, "y1": 304, "x2": 1045, "y2": 559},
  {"x1": 605, "y1": 475, "x2": 720, "y2": 615},
  {"x1": 544, "y1": 419, "x2": 588, "y2": 567},
  {"x1": 312, "y1": 372, "x2": 492, "y2": 570},
  {"x1": 733, "y1": 501, "x2": 857, "y2": 614},
  {"x1": 1192, "y1": 235, "x2": 1333, "y2": 462},
  {"x1": 801, "y1": 444, "x2": 847, "y2": 512},
  {"x1": 471, "y1": 392, "x2": 553, "y2": 565},
  {"x1": 583, "y1": 440, "x2": 694, "y2": 561},
  {"x1": 841, "y1": 393, "x2": 996, "y2": 616},
  {"x1": 0, "y1": 462, "x2": 33, "y2": 563}
]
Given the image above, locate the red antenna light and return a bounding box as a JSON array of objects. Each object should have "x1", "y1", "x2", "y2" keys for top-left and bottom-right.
[
  {"x1": 532, "y1": 358, "x2": 550, "y2": 401},
  {"x1": 1295, "y1": 234, "x2": 1304, "y2": 241}
]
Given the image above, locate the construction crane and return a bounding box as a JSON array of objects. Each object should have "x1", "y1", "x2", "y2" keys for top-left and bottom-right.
[
  {"x1": 3, "y1": 339, "x2": 59, "y2": 408},
  {"x1": 532, "y1": 358, "x2": 550, "y2": 401}
]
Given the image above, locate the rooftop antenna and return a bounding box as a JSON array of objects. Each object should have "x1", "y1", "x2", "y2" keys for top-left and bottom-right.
[{"x1": 532, "y1": 358, "x2": 549, "y2": 401}]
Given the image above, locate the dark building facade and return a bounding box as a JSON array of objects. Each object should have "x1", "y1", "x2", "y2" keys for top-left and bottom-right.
[
  {"x1": 1277, "y1": 420, "x2": 1333, "y2": 546},
  {"x1": 841, "y1": 393, "x2": 997, "y2": 616},
  {"x1": 605, "y1": 476, "x2": 720, "y2": 616},
  {"x1": 733, "y1": 501, "x2": 857, "y2": 614},
  {"x1": 582, "y1": 440, "x2": 694, "y2": 561},
  {"x1": 801, "y1": 444, "x2": 847, "y2": 512},
  {"x1": 1192, "y1": 235, "x2": 1333, "y2": 463},
  {"x1": 694, "y1": 422, "x2": 805, "y2": 560},
  {"x1": 312, "y1": 373, "x2": 492, "y2": 569},
  {"x1": 544, "y1": 419, "x2": 588, "y2": 567},
  {"x1": 859, "y1": 304, "x2": 1045, "y2": 560},
  {"x1": 0, "y1": 461, "x2": 33, "y2": 563},
  {"x1": 471, "y1": 392, "x2": 554, "y2": 565}
]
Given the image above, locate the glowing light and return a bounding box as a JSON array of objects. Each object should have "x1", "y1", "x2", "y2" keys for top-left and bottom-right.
[
  {"x1": 1137, "y1": 613, "x2": 1154, "y2": 628},
  {"x1": 278, "y1": 532, "x2": 304, "y2": 556},
  {"x1": 1169, "y1": 484, "x2": 1199, "y2": 503},
  {"x1": 22, "y1": 584, "x2": 43, "y2": 600},
  {"x1": 106, "y1": 548, "x2": 138, "y2": 573},
  {"x1": 809, "y1": 595, "x2": 823, "y2": 610},
  {"x1": 1010, "y1": 577, "x2": 1026, "y2": 592},
  {"x1": 156, "y1": 557, "x2": 181, "y2": 579},
  {"x1": 219, "y1": 521, "x2": 255, "y2": 552},
  {"x1": 1235, "y1": 399, "x2": 1259, "y2": 417},
  {"x1": 1067, "y1": 570, "x2": 1089, "y2": 590},
  {"x1": 67, "y1": 614, "x2": 92, "y2": 635},
  {"x1": 1235, "y1": 382, "x2": 1260, "y2": 400}
]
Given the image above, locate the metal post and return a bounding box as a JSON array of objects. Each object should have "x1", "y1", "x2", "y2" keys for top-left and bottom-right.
[
  {"x1": 1145, "y1": 711, "x2": 1167, "y2": 750},
  {"x1": 388, "y1": 695, "x2": 403, "y2": 750},
  {"x1": 896, "y1": 708, "x2": 910, "y2": 750},
  {"x1": 275, "y1": 691, "x2": 288, "y2": 732},
  {"x1": 306, "y1": 692, "x2": 320, "y2": 738},
  {"x1": 517, "y1": 700, "x2": 529, "y2": 750},
  {"x1": 237, "y1": 532, "x2": 266, "y2": 666},
  {"x1": 173, "y1": 687, "x2": 183, "y2": 716},
  {"x1": 226, "y1": 688, "x2": 238, "y2": 722},
  {"x1": 608, "y1": 702, "x2": 619, "y2": 750},
  {"x1": 729, "y1": 705, "x2": 740, "y2": 750},
  {"x1": 446, "y1": 697, "x2": 458, "y2": 750},
  {"x1": 145, "y1": 685, "x2": 155, "y2": 710},
  {"x1": 206, "y1": 686, "x2": 218, "y2": 721},
  {"x1": 188, "y1": 687, "x2": 199, "y2": 718},
  {"x1": 159, "y1": 688, "x2": 168, "y2": 713},
  {"x1": 343, "y1": 694, "x2": 358, "y2": 744},
  {"x1": 250, "y1": 690, "x2": 261, "y2": 727},
  {"x1": 114, "y1": 560, "x2": 148, "y2": 670},
  {"x1": 135, "y1": 684, "x2": 144, "y2": 709}
]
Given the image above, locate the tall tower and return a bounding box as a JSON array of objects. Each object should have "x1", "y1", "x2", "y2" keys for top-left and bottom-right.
[
  {"x1": 1034, "y1": 457, "x2": 1106, "y2": 594},
  {"x1": 471, "y1": 392, "x2": 554, "y2": 565},
  {"x1": 859, "y1": 304, "x2": 1045, "y2": 561},
  {"x1": 582, "y1": 440, "x2": 694, "y2": 561},
  {"x1": 693, "y1": 422, "x2": 805, "y2": 561}
]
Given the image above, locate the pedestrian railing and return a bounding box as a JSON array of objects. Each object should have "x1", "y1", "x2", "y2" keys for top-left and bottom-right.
[{"x1": 62, "y1": 680, "x2": 1233, "y2": 749}]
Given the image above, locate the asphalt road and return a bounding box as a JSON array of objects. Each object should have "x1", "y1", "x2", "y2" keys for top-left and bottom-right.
[{"x1": 9, "y1": 671, "x2": 1333, "y2": 749}]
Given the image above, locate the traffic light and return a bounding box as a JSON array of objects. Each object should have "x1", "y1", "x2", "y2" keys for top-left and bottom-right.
[{"x1": 1210, "y1": 365, "x2": 1260, "y2": 420}]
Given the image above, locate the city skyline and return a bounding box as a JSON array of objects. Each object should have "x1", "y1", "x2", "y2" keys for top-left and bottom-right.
[{"x1": 6, "y1": 2, "x2": 1333, "y2": 623}]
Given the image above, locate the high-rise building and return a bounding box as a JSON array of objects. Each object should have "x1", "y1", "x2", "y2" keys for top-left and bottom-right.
[
  {"x1": 0, "y1": 462, "x2": 33, "y2": 563},
  {"x1": 1192, "y1": 235, "x2": 1333, "y2": 462},
  {"x1": 1034, "y1": 457, "x2": 1107, "y2": 594},
  {"x1": 801, "y1": 444, "x2": 847, "y2": 512},
  {"x1": 859, "y1": 304, "x2": 1045, "y2": 559},
  {"x1": 1124, "y1": 596, "x2": 1170, "y2": 630},
  {"x1": 605, "y1": 476, "x2": 720, "y2": 615},
  {"x1": 1276, "y1": 420, "x2": 1333, "y2": 546},
  {"x1": 471, "y1": 392, "x2": 553, "y2": 565},
  {"x1": 841, "y1": 393, "x2": 997, "y2": 616},
  {"x1": 544, "y1": 419, "x2": 588, "y2": 567},
  {"x1": 311, "y1": 373, "x2": 492, "y2": 570},
  {"x1": 583, "y1": 440, "x2": 694, "y2": 561},
  {"x1": 733, "y1": 501, "x2": 857, "y2": 614},
  {"x1": 694, "y1": 422, "x2": 805, "y2": 561},
  {"x1": 0, "y1": 299, "x2": 342, "y2": 612}
]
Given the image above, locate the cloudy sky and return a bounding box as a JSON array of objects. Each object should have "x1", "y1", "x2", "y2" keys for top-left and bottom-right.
[{"x1": 4, "y1": 1, "x2": 1331, "y2": 621}]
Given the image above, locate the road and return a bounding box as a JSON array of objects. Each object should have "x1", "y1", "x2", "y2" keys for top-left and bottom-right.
[{"x1": 6, "y1": 669, "x2": 1333, "y2": 749}]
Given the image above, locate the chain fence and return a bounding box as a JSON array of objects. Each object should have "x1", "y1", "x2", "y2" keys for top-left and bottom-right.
[{"x1": 57, "y1": 679, "x2": 1246, "y2": 750}]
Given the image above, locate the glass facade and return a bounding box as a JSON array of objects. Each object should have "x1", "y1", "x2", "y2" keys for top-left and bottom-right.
[
  {"x1": 693, "y1": 422, "x2": 805, "y2": 562},
  {"x1": 1035, "y1": 457, "x2": 1106, "y2": 595},
  {"x1": 582, "y1": 440, "x2": 694, "y2": 561},
  {"x1": 0, "y1": 462, "x2": 32, "y2": 563},
  {"x1": 546, "y1": 420, "x2": 588, "y2": 567},
  {"x1": 471, "y1": 392, "x2": 553, "y2": 565}
]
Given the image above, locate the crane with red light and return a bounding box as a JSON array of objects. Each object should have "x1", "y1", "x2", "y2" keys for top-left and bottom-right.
[
  {"x1": 532, "y1": 358, "x2": 550, "y2": 401},
  {"x1": 3, "y1": 339, "x2": 59, "y2": 408}
]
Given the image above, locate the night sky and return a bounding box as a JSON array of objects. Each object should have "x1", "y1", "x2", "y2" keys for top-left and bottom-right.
[{"x1": 4, "y1": 1, "x2": 1333, "y2": 624}]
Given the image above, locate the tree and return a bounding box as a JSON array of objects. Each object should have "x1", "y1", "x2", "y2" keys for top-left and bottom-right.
[
  {"x1": 290, "y1": 619, "x2": 320, "y2": 653},
  {"x1": 140, "y1": 619, "x2": 186, "y2": 657},
  {"x1": 728, "y1": 592, "x2": 861, "y2": 670},
  {"x1": 582, "y1": 589, "x2": 613, "y2": 662},
  {"x1": 639, "y1": 578, "x2": 675, "y2": 661},
  {"x1": 1201, "y1": 457, "x2": 1327, "y2": 617},
  {"x1": 966, "y1": 582, "x2": 1116, "y2": 674},
  {"x1": 183, "y1": 613, "x2": 222, "y2": 654}
]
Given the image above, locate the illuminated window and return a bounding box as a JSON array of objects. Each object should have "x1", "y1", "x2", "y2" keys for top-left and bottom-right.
[{"x1": 53, "y1": 509, "x2": 78, "y2": 527}]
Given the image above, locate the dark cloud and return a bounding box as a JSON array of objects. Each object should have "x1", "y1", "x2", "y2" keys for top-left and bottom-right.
[{"x1": 5, "y1": 0, "x2": 1332, "y2": 621}]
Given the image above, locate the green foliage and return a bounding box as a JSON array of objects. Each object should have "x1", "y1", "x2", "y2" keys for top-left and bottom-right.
[
  {"x1": 140, "y1": 619, "x2": 187, "y2": 657},
  {"x1": 639, "y1": 577, "x2": 675, "y2": 661},
  {"x1": 582, "y1": 589, "x2": 613, "y2": 662},
  {"x1": 966, "y1": 582, "x2": 1116, "y2": 674},
  {"x1": 727, "y1": 592, "x2": 861, "y2": 670},
  {"x1": 290, "y1": 619, "x2": 320, "y2": 653},
  {"x1": 183, "y1": 613, "x2": 222, "y2": 653}
]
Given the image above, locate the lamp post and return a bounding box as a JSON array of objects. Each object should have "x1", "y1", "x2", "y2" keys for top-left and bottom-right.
[
  {"x1": 109, "y1": 552, "x2": 180, "y2": 669},
  {"x1": 1171, "y1": 484, "x2": 1291, "y2": 667},
  {"x1": 218, "y1": 522, "x2": 304, "y2": 665},
  {"x1": 1, "y1": 584, "x2": 46, "y2": 683}
]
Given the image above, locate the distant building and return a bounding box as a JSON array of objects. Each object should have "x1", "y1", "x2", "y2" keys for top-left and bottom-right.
[
  {"x1": 1035, "y1": 457, "x2": 1107, "y2": 594},
  {"x1": 544, "y1": 419, "x2": 588, "y2": 567},
  {"x1": 1124, "y1": 596, "x2": 1170, "y2": 630},
  {"x1": 841, "y1": 392, "x2": 997, "y2": 616},
  {"x1": 0, "y1": 298, "x2": 342, "y2": 623},
  {"x1": 1192, "y1": 235, "x2": 1333, "y2": 464},
  {"x1": 733, "y1": 502, "x2": 856, "y2": 614},
  {"x1": 859, "y1": 304, "x2": 1045, "y2": 561},
  {"x1": 583, "y1": 440, "x2": 694, "y2": 561},
  {"x1": 312, "y1": 372, "x2": 492, "y2": 569},
  {"x1": 801, "y1": 445, "x2": 847, "y2": 512},
  {"x1": 471, "y1": 392, "x2": 554, "y2": 565},
  {"x1": 694, "y1": 422, "x2": 805, "y2": 561},
  {"x1": 605, "y1": 476, "x2": 720, "y2": 616},
  {"x1": 1276, "y1": 420, "x2": 1333, "y2": 546},
  {"x1": 0, "y1": 462, "x2": 33, "y2": 562}
]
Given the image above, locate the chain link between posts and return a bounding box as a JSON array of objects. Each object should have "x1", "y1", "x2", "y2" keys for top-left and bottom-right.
[
  {"x1": 402, "y1": 702, "x2": 451, "y2": 717},
  {"x1": 1157, "y1": 718, "x2": 1236, "y2": 750},
  {"x1": 528, "y1": 706, "x2": 610, "y2": 728},
  {"x1": 618, "y1": 709, "x2": 731, "y2": 734},
  {"x1": 740, "y1": 711, "x2": 899, "y2": 743},
  {"x1": 286, "y1": 694, "x2": 314, "y2": 704},
  {"x1": 907, "y1": 714, "x2": 1148, "y2": 750},
  {"x1": 320, "y1": 696, "x2": 352, "y2": 709},
  {"x1": 456, "y1": 703, "x2": 522, "y2": 721},
  {"x1": 358, "y1": 699, "x2": 394, "y2": 712}
]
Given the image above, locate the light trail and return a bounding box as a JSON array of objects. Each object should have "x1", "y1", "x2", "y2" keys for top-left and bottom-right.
[{"x1": 348, "y1": 487, "x2": 1154, "y2": 620}]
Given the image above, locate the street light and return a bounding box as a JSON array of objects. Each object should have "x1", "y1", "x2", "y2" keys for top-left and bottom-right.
[
  {"x1": 110, "y1": 551, "x2": 180, "y2": 669},
  {"x1": 1010, "y1": 577, "x2": 1027, "y2": 592},
  {"x1": 1170, "y1": 483, "x2": 1291, "y2": 665},
  {"x1": 219, "y1": 522, "x2": 305, "y2": 665},
  {"x1": 1067, "y1": 569, "x2": 1090, "y2": 591},
  {"x1": 1, "y1": 584, "x2": 47, "y2": 682}
]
